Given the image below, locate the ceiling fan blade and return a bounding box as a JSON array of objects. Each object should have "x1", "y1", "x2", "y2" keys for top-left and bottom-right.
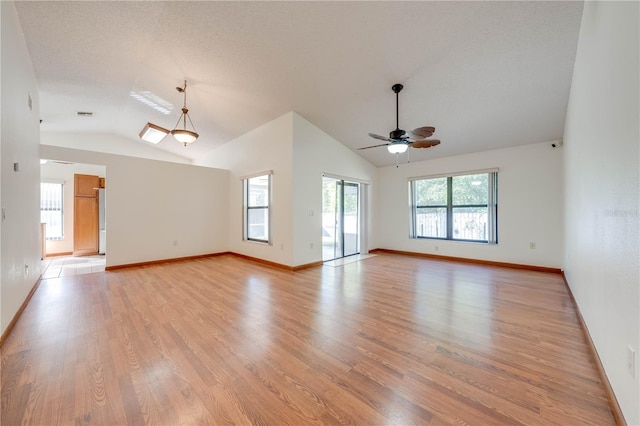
[
  {"x1": 358, "y1": 142, "x2": 390, "y2": 150},
  {"x1": 368, "y1": 133, "x2": 391, "y2": 142},
  {"x1": 411, "y1": 139, "x2": 441, "y2": 148},
  {"x1": 409, "y1": 126, "x2": 435, "y2": 139}
]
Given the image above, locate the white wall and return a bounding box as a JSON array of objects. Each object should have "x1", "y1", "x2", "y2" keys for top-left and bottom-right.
[
  {"x1": 40, "y1": 145, "x2": 229, "y2": 267},
  {"x1": 42, "y1": 132, "x2": 192, "y2": 165},
  {"x1": 193, "y1": 112, "x2": 295, "y2": 266},
  {"x1": 563, "y1": 2, "x2": 639, "y2": 423},
  {"x1": 1, "y1": 1, "x2": 43, "y2": 335},
  {"x1": 195, "y1": 111, "x2": 378, "y2": 267},
  {"x1": 40, "y1": 161, "x2": 106, "y2": 254},
  {"x1": 374, "y1": 142, "x2": 564, "y2": 268},
  {"x1": 292, "y1": 113, "x2": 377, "y2": 266}
]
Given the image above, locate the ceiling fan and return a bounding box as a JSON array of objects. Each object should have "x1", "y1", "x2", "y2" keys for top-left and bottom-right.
[{"x1": 359, "y1": 83, "x2": 440, "y2": 154}]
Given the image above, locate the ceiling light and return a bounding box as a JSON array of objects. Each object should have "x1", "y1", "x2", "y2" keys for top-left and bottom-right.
[
  {"x1": 139, "y1": 122, "x2": 169, "y2": 144},
  {"x1": 171, "y1": 80, "x2": 199, "y2": 146},
  {"x1": 387, "y1": 143, "x2": 408, "y2": 154}
]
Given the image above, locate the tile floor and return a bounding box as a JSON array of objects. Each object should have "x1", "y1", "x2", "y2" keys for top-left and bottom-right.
[{"x1": 41, "y1": 255, "x2": 106, "y2": 279}]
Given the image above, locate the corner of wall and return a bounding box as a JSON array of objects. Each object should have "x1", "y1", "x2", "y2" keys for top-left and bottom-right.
[
  {"x1": 562, "y1": 2, "x2": 640, "y2": 423},
  {"x1": 1, "y1": 0, "x2": 43, "y2": 334}
]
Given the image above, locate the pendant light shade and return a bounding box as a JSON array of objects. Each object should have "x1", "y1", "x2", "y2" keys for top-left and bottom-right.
[
  {"x1": 171, "y1": 80, "x2": 199, "y2": 146},
  {"x1": 171, "y1": 123, "x2": 198, "y2": 145}
]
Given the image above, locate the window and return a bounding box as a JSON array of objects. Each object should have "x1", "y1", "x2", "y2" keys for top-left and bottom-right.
[
  {"x1": 40, "y1": 182, "x2": 64, "y2": 240},
  {"x1": 410, "y1": 171, "x2": 498, "y2": 243},
  {"x1": 243, "y1": 173, "x2": 271, "y2": 243}
]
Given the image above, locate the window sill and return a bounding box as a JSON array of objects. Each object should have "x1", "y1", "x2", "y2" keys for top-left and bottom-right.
[
  {"x1": 243, "y1": 239, "x2": 271, "y2": 246},
  {"x1": 413, "y1": 237, "x2": 497, "y2": 245}
]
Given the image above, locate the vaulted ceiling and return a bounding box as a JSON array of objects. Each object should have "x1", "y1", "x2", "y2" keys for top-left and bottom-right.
[{"x1": 14, "y1": 1, "x2": 583, "y2": 167}]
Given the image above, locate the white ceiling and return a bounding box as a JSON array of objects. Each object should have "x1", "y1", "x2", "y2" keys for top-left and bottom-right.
[{"x1": 14, "y1": 1, "x2": 584, "y2": 167}]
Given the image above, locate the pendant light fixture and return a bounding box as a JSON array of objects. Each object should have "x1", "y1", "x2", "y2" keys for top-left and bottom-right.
[{"x1": 171, "y1": 80, "x2": 199, "y2": 146}]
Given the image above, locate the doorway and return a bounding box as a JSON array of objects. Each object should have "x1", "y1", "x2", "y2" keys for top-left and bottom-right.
[
  {"x1": 40, "y1": 161, "x2": 106, "y2": 261},
  {"x1": 322, "y1": 177, "x2": 360, "y2": 261}
]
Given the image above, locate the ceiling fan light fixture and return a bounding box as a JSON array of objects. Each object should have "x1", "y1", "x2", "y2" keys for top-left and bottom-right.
[
  {"x1": 139, "y1": 122, "x2": 170, "y2": 144},
  {"x1": 361, "y1": 83, "x2": 441, "y2": 161},
  {"x1": 387, "y1": 143, "x2": 408, "y2": 154}
]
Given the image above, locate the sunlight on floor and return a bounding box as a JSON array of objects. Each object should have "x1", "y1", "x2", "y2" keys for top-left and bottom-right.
[
  {"x1": 323, "y1": 254, "x2": 376, "y2": 267},
  {"x1": 41, "y1": 255, "x2": 106, "y2": 279}
]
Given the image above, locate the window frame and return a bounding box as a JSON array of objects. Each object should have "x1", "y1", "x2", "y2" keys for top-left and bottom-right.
[
  {"x1": 410, "y1": 170, "x2": 498, "y2": 244},
  {"x1": 242, "y1": 172, "x2": 272, "y2": 244}
]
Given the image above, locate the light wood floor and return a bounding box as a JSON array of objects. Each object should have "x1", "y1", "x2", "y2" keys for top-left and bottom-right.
[{"x1": 1, "y1": 253, "x2": 615, "y2": 425}]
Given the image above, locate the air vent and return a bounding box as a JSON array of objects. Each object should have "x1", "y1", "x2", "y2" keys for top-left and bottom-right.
[{"x1": 77, "y1": 111, "x2": 93, "y2": 117}]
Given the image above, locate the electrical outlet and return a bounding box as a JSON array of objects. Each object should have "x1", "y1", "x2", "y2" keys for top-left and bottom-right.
[
  {"x1": 310, "y1": 242, "x2": 314, "y2": 249},
  {"x1": 435, "y1": 245, "x2": 439, "y2": 252},
  {"x1": 172, "y1": 240, "x2": 178, "y2": 246},
  {"x1": 24, "y1": 264, "x2": 29, "y2": 275},
  {"x1": 628, "y1": 345, "x2": 636, "y2": 378},
  {"x1": 529, "y1": 242, "x2": 536, "y2": 249}
]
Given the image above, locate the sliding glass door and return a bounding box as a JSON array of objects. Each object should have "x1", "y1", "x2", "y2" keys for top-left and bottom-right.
[{"x1": 322, "y1": 177, "x2": 359, "y2": 261}]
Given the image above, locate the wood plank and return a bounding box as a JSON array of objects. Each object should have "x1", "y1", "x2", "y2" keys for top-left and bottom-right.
[{"x1": 1, "y1": 253, "x2": 616, "y2": 425}]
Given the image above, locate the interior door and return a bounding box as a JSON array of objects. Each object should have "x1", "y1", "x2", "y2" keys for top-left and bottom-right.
[
  {"x1": 74, "y1": 174, "x2": 99, "y2": 256},
  {"x1": 322, "y1": 177, "x2": 359, "y2": 261}
]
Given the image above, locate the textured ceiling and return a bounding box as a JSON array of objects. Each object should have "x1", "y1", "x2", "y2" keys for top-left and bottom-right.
[{"x1": 14, "y1": 1, "x2": 584, "y2": 167}]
